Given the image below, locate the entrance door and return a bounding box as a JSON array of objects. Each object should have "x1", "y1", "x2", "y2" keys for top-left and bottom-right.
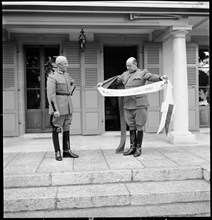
[
  {"x1": 103, "y1": 46, "x2": 137, "y2": 131},
  {"x1": 25, "y1": 45, "x2": 59, "y2": 133}
]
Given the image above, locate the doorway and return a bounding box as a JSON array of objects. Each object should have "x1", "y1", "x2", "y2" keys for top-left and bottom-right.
[
  {"x1": 103, "y1": 46, "x2": 137, "y2": 131},
  {"x1": 25, "y1": 45, "x2": 59, "y2": 132}
]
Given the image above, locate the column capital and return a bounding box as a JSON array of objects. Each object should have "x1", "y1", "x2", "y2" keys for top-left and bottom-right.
[
  {"x1": 170, "y1": 26, "x2": 192, "y2": 39},
  {"x1": 170, "y1": 25, "x2": 192, "y2": 32},
  {"x1": 153, "y1": 25, "x2": 192, "y2": 42}
]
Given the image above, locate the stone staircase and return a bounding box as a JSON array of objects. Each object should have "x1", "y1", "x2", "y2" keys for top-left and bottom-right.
[{"x1": 4, "y1": 166, "x2": 210, "y2": 217}]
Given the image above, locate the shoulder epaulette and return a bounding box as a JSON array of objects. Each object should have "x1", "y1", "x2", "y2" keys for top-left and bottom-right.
[{"x1": 48, "y1": 71, "x2": 56, "y2": 77}]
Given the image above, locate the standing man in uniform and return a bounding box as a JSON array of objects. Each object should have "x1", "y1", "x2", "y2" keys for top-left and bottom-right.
[
  {"x1": 97, "y1": 57, "x2": 168, "y2": 157},
  {"x1": 47, "y1": 56, "x2": 79, "y2": 161}
]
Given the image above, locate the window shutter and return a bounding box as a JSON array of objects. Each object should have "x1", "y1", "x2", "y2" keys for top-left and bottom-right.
[
  {"x1": 3, "y1": 43, "x2": 16, "y2": 89},
  {"x1": 84, "y1": 43, "x2": 98, "y2": 88},
  {"x1": 3, "y1": 42, "x2": 19, "y2": 136},
  {"x1": 82, "y1": 42, "x2": 102, "y2": 135},
  {"x1": 186, "y1": 44, "x2": 198, "y2": 85},
  {"x1": 64, "y1": 42, "x2": 81, "y2": 86},
  {"x1": 144, "y1": 43, "x2": 163, "y2": 133},
  {"x1": 186, "y1": 43, "x2": 199, "y2": 131},
  {"x1": 145, "y1": 43, "x2": 161, "y2": 75}
]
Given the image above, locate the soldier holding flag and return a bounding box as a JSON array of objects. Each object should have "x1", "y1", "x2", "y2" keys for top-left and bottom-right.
[{"x1": 97, "y1": 57, "x2": 168, "y2": 157}]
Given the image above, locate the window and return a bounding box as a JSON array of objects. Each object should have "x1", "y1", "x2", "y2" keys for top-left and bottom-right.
[
  {"x1": 198, "y1": 49, "x2": 209, "y2": 106},
  {"x1": 198, "y1": 48, "x2": 210, "y2": 128}
]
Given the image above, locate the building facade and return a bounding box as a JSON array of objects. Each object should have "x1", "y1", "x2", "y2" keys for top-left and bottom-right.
[{"x1": 2, "y1": 1, "x2": 209, "y2": 143}]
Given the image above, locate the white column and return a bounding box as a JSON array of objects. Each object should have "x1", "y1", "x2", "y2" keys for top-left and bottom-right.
[
  {"x1": 168, "y1": 30, "x2": 197, "y2": 144},
  {"x1": 17, "y1": 43, "x2": 25, "y2": 136}
]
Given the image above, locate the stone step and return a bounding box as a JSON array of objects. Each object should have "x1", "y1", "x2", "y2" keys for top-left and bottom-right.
[
  {"x1": 4, "y1": 166, "x2": 204, "y2": 188},
  {"x1": 4, "y1": 201, "x2": 210, "y2": 218},
  {"x1": 4, "y1": 179, "x2": 210, "y2": 213}
]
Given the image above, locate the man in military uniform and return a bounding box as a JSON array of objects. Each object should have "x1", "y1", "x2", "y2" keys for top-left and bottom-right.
[
  {"x1": 97, "y1": 57, "x2": 168, "y2": 157},
  {"x1": 47, "y1": 56, "x2": 79, "y2": 161}
]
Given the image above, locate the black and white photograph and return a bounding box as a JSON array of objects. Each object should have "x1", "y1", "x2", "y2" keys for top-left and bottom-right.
[{"x1": 2, "y1": 1, "x2": 210, "y2": 218}]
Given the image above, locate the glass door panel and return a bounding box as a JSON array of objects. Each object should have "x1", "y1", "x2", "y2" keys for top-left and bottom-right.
[
  {"x1": 25, "y1": 45, "x2": 59, "y2": 132},
  {"x1": 26, "y1": 47, "x2": 41, "y2": 110},
  {"x1": 43, "y1": 46, "x2": 59, "y2": 131}
]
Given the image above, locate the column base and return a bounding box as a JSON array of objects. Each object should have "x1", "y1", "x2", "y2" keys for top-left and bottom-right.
[{"x1": 167, "y1": 131, "x2": 197, "y2": 145}]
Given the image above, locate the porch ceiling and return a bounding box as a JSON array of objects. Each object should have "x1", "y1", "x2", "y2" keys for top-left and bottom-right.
[
  {"x1": 2, "y1": 1, "x2": 209, "y2": 38},
  {"x1": 2, "y1": 1, "x2": 209, "y2": 14}
]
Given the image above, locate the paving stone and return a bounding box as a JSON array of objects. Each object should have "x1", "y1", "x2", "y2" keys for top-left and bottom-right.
[
  {"x1": 7, "y1": 152, "x2": 45, "y2": 166},
  {"x1": 3, "y1": 152, "x2": 19, "y2": 168},
  {"x1": 192, "y1": 151, "x2": 210, "y2": 161},
  {"x1": 3, "y1": 205, "x2": 150, "y2": 218},
  {"x1": 146, "y1": 201, "x2": 210, "y2": 217},
  {"x1": 133, "y1": 166, "x2": 202, "y2": 182},
  {"x1": 4, "y1": 152, "x2": 45, "y2": 175},
  {"x1": 73, "y1": 162, "x2": 109, "y2": 171},
  {"x1": 73, "y1": 150, "x2": 109, "y2": 171},
  {"x1": 4, "y1": 187, "x2": 57, "y2": 212},
  {"x1": 136, "y1": 150, "x2": 168, "y2": 161},
  {"x1": 37, "y1": 152, "x2": 74, "y2": 173},
  {"x1": 57, "y1": 183, "x2": 130, "y2": 209},
  {"x1": 75, "y1": 149, "x2": 106, "y2": 162},
  {"x1": 4, "y1": 173, "x2": 50, "y2": 188},
  {"x1": 105, "y1": 156, "x2": 145, "y2": 169},
  {"x1": 52, "y1": 169, "x2": 131, "y2": 185},
  {"x1": 162, "y1": 152, "x2": 208, "y2": 166},
  {"x1": 3, "y1": 201, "x2": 211, "y2": 218},
  {"x1": 126, "y1": 180, "x2": 210, "y2": 205},
  {"x1": 140, "y1": 159, "x2": 179, "y2": 168},
  {"x1": 4, "y1": 165, "x2": 40, "y2": 175},
  {"x1": 156, "y1": 147, "x2": 187, "y2": 153}
]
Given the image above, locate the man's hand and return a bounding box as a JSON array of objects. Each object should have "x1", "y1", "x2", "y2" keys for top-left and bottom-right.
[
  {"x1": 160, "y1": 75, "x2": 168, "y2": 83},
  {"x1": 96, "y1": 82, "x2": 103, "y2": 87},
  {"x1": 54, "y1": 111, "x2": 60, "y2": 117}
]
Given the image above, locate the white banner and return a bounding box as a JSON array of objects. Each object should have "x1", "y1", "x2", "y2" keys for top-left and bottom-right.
[
  {"x1": 97, "y1": 80, "x2": 175, "y2": 135},
  {"x1": 97, "y1": 80, "x2": 166, "y2": 97},
  {"x1": 157, "y1": 81, "x2": 176, "y2": 135}
]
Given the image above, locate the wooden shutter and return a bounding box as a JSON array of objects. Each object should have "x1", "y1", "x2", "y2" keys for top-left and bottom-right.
[
  {"x1": 82, "y1": 42, "x2": 102, "y2": 135},
  {"x1": 144, "y1": 43, "x2": 163, "y2": 132},
  {"x1": 63, "y1": 42, "x2": 82, "y2": 134},
  {"x1": 186, "y1": 43, "x2": 199, "y2": 130},
  {"x1": 3, "y1": 42, "x2": 19, "y2": 136}
]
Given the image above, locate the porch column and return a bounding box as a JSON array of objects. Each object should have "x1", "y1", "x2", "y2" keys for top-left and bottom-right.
[
  {"x1": 168, "y1": 29, "x2": 197, "y2": 144},
  {"x1": 17, "y1": 42, "x2": 25, "y2": 135}
]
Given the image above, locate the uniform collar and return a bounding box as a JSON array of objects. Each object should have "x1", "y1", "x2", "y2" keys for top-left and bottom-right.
[
  {"x1": 129, "y1": 69, "x2": 137, "y2": 74},
  {"x1": 57, "y1": 69, "x2": 65, "y2": 74}
]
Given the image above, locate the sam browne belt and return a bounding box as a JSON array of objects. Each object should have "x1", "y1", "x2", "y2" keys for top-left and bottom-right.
[{"x1": 56, "y1": 93, "x2": 70, "y2": 96}]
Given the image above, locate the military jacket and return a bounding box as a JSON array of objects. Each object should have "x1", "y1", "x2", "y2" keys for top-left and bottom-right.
[
  {"x1": 117, "y1": 68, "x2": 161, "y2": 109},
  {"x1": 47, "y1": 69, "x2": 76, "y2": 115}
]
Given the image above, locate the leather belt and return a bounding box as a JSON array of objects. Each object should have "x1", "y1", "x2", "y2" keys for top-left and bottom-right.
[{"x1": 56, "y1": 93, "x2": 70, "y2": 96}]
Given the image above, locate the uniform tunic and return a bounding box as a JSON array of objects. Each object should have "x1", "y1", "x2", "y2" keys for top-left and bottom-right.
[
  {"x1": 47, "y1": 69, "x2": 76, "y2": 131},
  {"x1": 117, "y1": 68, "x2": 162, "y2": 130},
  {"x1": 117, "y1": 68, "x2": 161, "y2": 109}
]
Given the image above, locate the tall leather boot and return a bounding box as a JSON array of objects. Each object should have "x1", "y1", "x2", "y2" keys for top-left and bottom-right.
[
  {"x1": 123, "y1": 130, "x2": 137, "y2": 156},
  {"x1": 63, "y1": 130, "x2": 79, "y2": 158},
  {"x1": 134, "y1": 130, "x2": 143, "y2": 157},
  {"x1": 52, "y1": 128, "x2": 62, "y2": 161}
]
